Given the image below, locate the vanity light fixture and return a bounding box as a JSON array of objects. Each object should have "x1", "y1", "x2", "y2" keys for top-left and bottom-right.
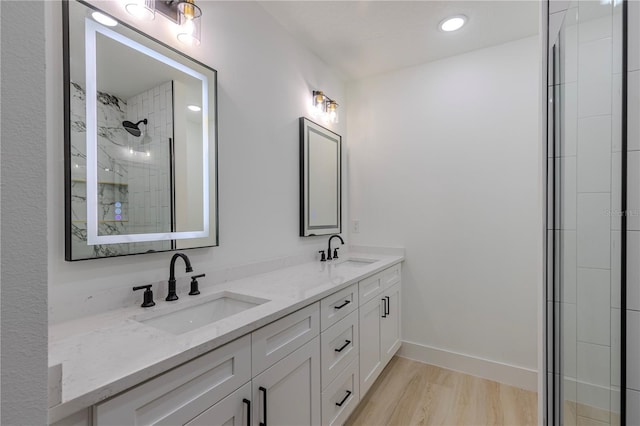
[
  {"x1": 439, "y1": 15, "x2": 467, "y2": 32},
  {"x1": 312, "y1": 90, "x2": 340, "y2": 124},
  {"x1": 91, "y1": 12, "x2": 118, "y2": 27},
  {"x1": 177, "y1": 0, "x2": 202, "y2": 46},
  {"x1": 188, "y1": 104, "x2": 202, "y2": 112},
  {"x1": 125, "y1": 0, "x2": 156, "y2": 21}
]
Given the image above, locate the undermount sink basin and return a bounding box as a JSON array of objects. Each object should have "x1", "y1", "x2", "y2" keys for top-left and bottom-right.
[
  {"x1": 335, "y1": 258, "x2": 378, "y2": 267},
  {"x1": 136, "y1": 292, "x2": 269, "y2": 335}
]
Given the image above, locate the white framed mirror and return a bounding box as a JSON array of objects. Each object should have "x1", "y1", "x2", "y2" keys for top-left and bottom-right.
[
  {"x1": 299, "y1": 117, "x2": 342, "y2": 237},
  {"x1": 64, "y1": 0, "x2": 218, "y2": 260}
]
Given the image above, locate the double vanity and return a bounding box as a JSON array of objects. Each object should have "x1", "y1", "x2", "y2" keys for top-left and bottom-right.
[
  {"x1": 55, "y1": 4, "x2": 391, "y2": 423},
  {"x1": 49, "y1": 253, "x2": 404, "y2": 425}
]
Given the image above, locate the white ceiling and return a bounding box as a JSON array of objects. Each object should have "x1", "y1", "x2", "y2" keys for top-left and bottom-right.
[{"x1": 258, "y1": 1, "x2": 540, "y2": 81}]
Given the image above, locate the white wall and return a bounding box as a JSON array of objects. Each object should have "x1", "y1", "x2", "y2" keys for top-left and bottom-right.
[
  {"x1": 47, "y1": 1, "x2": 347, "y2": 324},
  {"x1": 1, "y1": 1, "x2": 49, "y2": 423},
  {"x1": 348, "y1": 36, "x2": 540, "y2": 382}
]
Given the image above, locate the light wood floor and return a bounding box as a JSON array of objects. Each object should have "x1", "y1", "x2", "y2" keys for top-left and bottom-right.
[{"x1": 345, "y1": 356, "x2": 538, "y2": 426}]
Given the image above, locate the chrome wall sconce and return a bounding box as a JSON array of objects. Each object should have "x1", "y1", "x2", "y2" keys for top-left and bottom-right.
[
  {"x1": 312, "y1": 90, "x2": 339, "y2": 124},
  {"x1": 124, "y1": 0, "x2": 202, "y2": 46}
]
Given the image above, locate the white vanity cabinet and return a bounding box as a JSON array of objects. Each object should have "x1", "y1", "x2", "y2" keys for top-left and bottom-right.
[
  {"x1": 358, "y1": 264, "x2": 402, "y2": 398},
  {"x1": 60, "y1": 262, "x2": 402, "y2": 426}
]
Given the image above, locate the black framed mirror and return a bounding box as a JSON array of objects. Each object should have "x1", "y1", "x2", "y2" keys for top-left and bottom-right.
[
  {"x1": 63, "y1": 0, "x2": 218, "y2": 260},
  {"x1": 299, "y1": 117, "x2": 342, "y2": 237}
]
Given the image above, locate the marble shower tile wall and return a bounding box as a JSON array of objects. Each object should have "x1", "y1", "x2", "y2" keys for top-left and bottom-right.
[
  {"x1": 70, "y1": 83, "x2": 132, "y2": 259},
  {"x1": 126, "y1": 81, "x2": 173, "y2": 252}
]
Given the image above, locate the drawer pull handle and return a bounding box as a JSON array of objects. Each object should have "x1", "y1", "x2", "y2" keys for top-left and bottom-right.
[
  {"x1": 334, "y1": 300, "x2": 351, "y2": 310},
  {"x1": 335, "y1": 340, "x2": 351, "y2": 352},
  {"x1": 381, "y1": 298, "x2": 387, "y2": 318},
  {"x1": 336, "y1": 390, "x2": 352, "y2": 407},
  {"x1": 259, "y1": 386, "x2": 267, "y2": 426},
  {"x1": 243, "y1": 398, "x2": 251, "y2": 426},
  {"x1": 385, "y1": 296, "x2": 390, "y2": 315}
]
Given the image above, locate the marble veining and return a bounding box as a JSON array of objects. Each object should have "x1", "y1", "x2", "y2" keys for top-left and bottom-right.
[
  {"x1": 69, "y1": 81, "x2": 174, "y2": 259},
  {"x1": 48, "y1": 253, "x2": 404, "y2": 422}
]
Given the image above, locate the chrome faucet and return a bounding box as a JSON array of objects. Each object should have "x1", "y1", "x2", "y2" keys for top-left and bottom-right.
[
  {"x1": 327, "y1": 235, "x2": 344, "y2": 260},
  {"x1": 167, "y1": 252, "x2": 193, "y2": 301}
]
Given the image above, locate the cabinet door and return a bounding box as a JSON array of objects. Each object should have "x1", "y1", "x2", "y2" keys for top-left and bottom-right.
[
  {"x1": 358, "y1": 297, "x2": 383, "y2": 397},
  {"x1": 252, "y1": 337, "x2": 321, "y2": 426},
  {"x1": 381, "y1": 283, "x2": 401, "y2": 365},
  {"x1": 185, "y1": 382, "x2": 251, "y2": 426}
]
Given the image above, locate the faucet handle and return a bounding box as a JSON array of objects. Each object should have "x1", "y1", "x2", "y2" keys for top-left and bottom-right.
[
  {"x1": 333, "y1": 247, "x2": 340, "y2": 259},
  {"x1": 133, "y1": 285, "x2": 156, "y2": 308},
  {"x1": 189, "y1": 274, "x2": 206, "y2": 296},
  {"x1": 318, "y1": 250, "x2": 327, "y2": 262}
]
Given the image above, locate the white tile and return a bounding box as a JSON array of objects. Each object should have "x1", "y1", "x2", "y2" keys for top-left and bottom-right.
[
  {"x1": 577, "y1": 115, "x2": 611, "y2": 193},
  {"x1": 563, "y1": 8, "x2": 579, "y2": 84},
  {"x1": 611, "y1": 308, "x2": 621, "y2": 387},
  {"x1": 612, "y1": 153, "x2": 622, "y2": 231},
  {"x1": 628, "y1": 231, "x2": 640, "y2": 311},
  {"x1": 629, "y1": 71, "x2": 640, "y2": 152},
  {"x1": 562, "y1": 82, "x2": 578, "y2": 156},
  {"x1": 563, "y1": 230, "x2": 577, "y2": 304},
  {"x1": 550, "y1": 0, "x2": 570, "y2": 14},
  {"x1": 612, "y1": 73, "x2": 622, "y2": 153},
  {"x1": 629, "y1": 0, "x2": 640, "y2": 72},
  {"x1": 628, "y1": 389, "x2": 640, "y2": 426},
  {"x1": 578, "y1": 38, "x2": 612, "y2": 118},
  {"x1": 577, "y1": 341, "x2": 610, "y2": 387},
  {"x1": 577, "y1": 268, "x2": 610, "y2": 345},
  {"x1": 628, "y1": 152, "x2": 640, "y2": 230},
  {"x1": 613, "y1": 0, "x2": 623, "y2": 75},
  {"x1": 611, "y1": 230, "x2": 621, "y2": 309},
  {"x1": 577, "y1": 193, "x2": 611, "y2": 268},
  {"x1": 564, "y1": 302, "x2": 578, "y2": 378},
  {"x1": 577, "y1": 379, "x2": 611, "y2": 412},
  {"x1": 628, "y1": 310, "x2": 640, "y2": 391},
  {"x1": 578, "y1": 1, "x2": 612, "y2": 44},
  {"x1": 561, "y1": 156, "x2": 577, "y2": 230}
]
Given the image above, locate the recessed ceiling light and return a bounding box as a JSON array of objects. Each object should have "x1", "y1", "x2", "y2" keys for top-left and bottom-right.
[
  {"x1": 188, "y1": 105, "x2": 202, "y2": 112},
  {"x1": 91, "y1": 12, "x2": 118, "y2": 27},
  {"x1": 439, "y1": 15, "x2": 467, "y2": 32}
]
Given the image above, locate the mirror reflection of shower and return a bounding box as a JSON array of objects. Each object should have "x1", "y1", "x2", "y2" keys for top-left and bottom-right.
[{"x1": 123, "y1": 118, "x2": 152, "y2": 157}]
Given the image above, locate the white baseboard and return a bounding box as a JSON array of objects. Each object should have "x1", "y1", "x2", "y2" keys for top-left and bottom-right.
[{"x1": 398, "y1": 340, "x2": 538, "y2": 392}]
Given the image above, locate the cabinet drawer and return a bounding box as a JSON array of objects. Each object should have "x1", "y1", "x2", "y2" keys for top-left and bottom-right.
[
  {"x1": 320, "y1": 284, "x2": 358, "y2": 331},
  {"x1": 321, "y1": 359, "x2": 359, "y2": 426},
  {"x1": 358, "y1": 272, "x2": 383, "y2": 306},
  {"x1": 94, "y1": 335, "x2": 251, "y2": 426},
  {"x1": 184, "y1": 382, "x2": 251, "y2": 426},
  {"x1": 381, "y1": 263, "x2": 401, "y2": 290},
  {"x1": 321, "y1": 310, "x2": 358, "y2": 390},
  {"x1": 252, "y1": 303, "x2": 320, "y2": 376}
]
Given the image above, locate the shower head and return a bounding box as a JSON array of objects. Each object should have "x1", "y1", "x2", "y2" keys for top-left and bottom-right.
[{"x1": 122, "y1": 119, "x2": 148, "y2": 137}]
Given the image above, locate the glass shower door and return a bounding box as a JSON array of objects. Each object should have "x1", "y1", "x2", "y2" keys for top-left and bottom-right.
[{"x1": 547, "y1": 0, "x2": 624, "y2": 424}]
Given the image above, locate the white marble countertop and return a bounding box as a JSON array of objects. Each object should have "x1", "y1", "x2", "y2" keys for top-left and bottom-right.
[{"x1": 48, "y1": 252, "x2": 404, "y2": 422}]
